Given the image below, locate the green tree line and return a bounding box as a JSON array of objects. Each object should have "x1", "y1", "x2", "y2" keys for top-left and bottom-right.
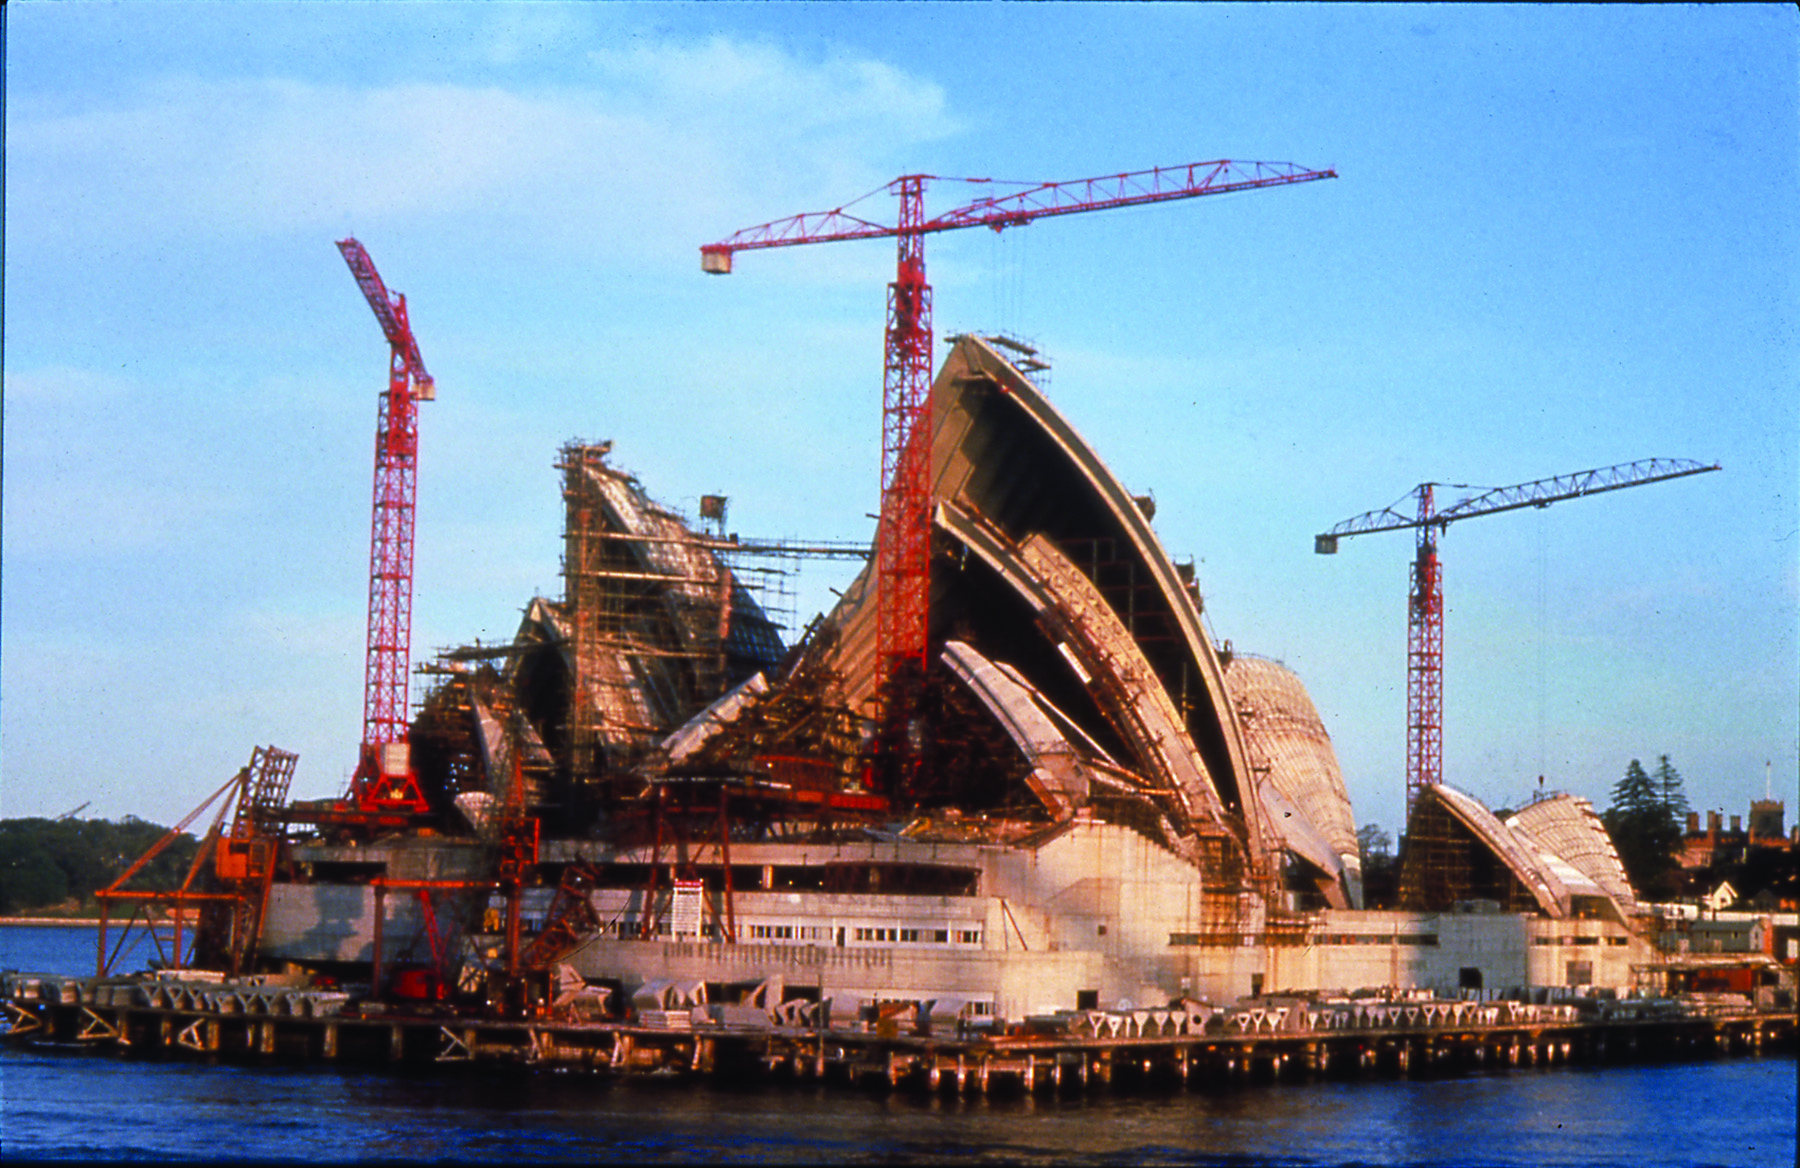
[
  {"x1": 0, "y1": 817, "x2": 201, "y2": 915},
  {"x1": 1603, "y1": 754, "x2": 1689, "y2": 902}
]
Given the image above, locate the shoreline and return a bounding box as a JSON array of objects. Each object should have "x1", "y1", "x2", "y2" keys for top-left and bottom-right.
[{"x1": 0, "y1": 918, "x2": 105, "y2": 927}]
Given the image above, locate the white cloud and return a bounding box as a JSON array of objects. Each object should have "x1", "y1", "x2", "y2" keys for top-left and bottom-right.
[{"x1": 8, "y1": 39, "x2": 960, "y2": 262}]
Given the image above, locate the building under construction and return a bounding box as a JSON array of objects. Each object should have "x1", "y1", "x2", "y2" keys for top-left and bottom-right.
[{"x1": 79, "y1": 330, "x2": 1761, "y2": 1033}]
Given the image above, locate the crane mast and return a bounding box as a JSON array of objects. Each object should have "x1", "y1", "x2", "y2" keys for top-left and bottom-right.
[
  {"x1": 1315, "y1": 457, "x2": 1721, "y2": 820},
  {"x1": 703, "y1": 159, "x2": 1336, "y2": 796},
  {"x1": 337, "y1": 238, "x2": 434, "y2": 813}
]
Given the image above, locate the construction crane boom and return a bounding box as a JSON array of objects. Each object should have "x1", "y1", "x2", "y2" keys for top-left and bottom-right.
[
  {"x1": 1314, "y1": 458, "x2": 1721, "y2": 549},
  {"x1": 1315, "y1": 457, "x2": 1720, "y2": 819},
  {"x1": 699, "y1": 160, "x2": 1335, "y2": 268},
  {"x1": 337, "y1": 237, "x2": 434, "y2": 813},
  {"x1": 702, "y1": 159, "x2": 1335, "y2": 797}
]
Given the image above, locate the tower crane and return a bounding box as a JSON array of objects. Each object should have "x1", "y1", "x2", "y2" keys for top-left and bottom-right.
[
  {"x1": 1313, "y1": 458, "x2": 1721, "y2": 819},
  {"x1": 702, "y1": 159, "x2": 1336, "y2": 792},
  {"x1": 337, "y1": 238, "x2": 435, "y2": 814}
]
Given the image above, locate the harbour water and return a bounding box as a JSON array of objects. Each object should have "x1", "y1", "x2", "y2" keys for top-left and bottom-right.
[{"x1": 3, "y1": 926, "x2": 1793, "y2": 1166}]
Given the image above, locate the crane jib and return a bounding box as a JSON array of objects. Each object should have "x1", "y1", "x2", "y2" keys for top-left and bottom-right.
[
  {"x1": 1315, "y1": 459, "x2": 1721, "y2": 544},
  {"x1": 701, "y1": 161, "x2": 1337, "y2": 261}
]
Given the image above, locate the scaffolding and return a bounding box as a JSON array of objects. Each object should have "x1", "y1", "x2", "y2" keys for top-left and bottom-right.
[
  {"x1": 560, "y1": 442, "x2": 736, "y2": 780},
  {"x1": 558, "y1": 440, "x2": 863, "y2": 790}
]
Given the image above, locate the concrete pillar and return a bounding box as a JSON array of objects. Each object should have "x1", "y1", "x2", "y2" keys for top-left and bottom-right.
[
  {"x1": 390, "y1": 1024, "x2": 405, "y2": 1062},
  {"x1": 321, "y1": 1021, "x2": 339, "y2": 1059}
]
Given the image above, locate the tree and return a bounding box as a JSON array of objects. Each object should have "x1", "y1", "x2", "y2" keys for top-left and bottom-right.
[
  {"x1": 0, "y1": 834, "x2": 70, "y2": 912},
  {"x1": 1603, "y1": 758, "x2": 1683, "y2": 902},
  {"x1": 1653, "y1": 754, "x2": 1690, "y2": 822},
  {"x1": 0, "y1": 818, "x2": 200, "y2": 914},
  {"x1": 1356, "y1": 822, "x2": 1398, "y2": 908},
  {"x1": 1356, "y1": 823, "x2": 1392, "y2": 868}
]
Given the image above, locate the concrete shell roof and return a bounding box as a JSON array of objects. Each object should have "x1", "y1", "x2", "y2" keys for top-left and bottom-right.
[
  {"x1": 941, "y1": 639, "x2": 1093, "y2": 820},
  {"x1": 1507, "y1": 794, "x2": 1639, "y2": 916},
  {"x1": 934, "y1": 502, "x2": 1226, "y2": 828},
  {"x1": 1223, "y1": 654, "x2": 1359, "y2": 874},
  {"x1": 1423, "y1": 783, "x2": 1570, "y2": 917},
  {"x1": 812, "y1": 335, "x2": 1267, "y2": 864},
  {"x1": 926, "y1": 336, "x2": 1255, "y2": 822}
]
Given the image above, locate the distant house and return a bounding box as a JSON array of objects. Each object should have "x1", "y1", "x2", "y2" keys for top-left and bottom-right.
[
  {"x1": 1688, "y1": 915, "x2": 1764, "y2": 955},
  {"x1": 1702, "y1": 881, "x2": 1738, "y2": 913}
]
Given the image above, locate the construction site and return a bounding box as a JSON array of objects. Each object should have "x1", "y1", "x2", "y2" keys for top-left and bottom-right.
[{"x1": 4, "y1": 161, "x2": 1792, "y2": 1086}]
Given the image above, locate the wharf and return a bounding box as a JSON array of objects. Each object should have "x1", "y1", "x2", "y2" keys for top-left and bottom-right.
[{"x1": 4, "y1": 970, "x2": 1793, "y2": 1093}]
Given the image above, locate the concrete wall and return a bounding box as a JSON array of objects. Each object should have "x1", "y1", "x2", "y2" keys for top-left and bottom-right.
[
  {"x1": 267, "y1": 826, "x2": 1653, "y2": 1010},
  {"x1": 1264, "y1": 909, "x2": 1647, "y2": 995}
]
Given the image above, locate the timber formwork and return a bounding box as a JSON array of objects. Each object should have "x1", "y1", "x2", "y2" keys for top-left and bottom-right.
[{"x1": 6, "y1": 970, "x2": 1792, "y2": 1093}]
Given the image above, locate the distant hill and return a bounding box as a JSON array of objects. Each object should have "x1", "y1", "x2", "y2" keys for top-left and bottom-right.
[{"x1": 0, "y1": 817, "x2": 201, "y2": 916}]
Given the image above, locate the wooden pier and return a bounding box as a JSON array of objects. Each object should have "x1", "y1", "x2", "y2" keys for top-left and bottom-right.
[{"x1": 4, "y1": 970, "x2": 1793, "y2": 1093}]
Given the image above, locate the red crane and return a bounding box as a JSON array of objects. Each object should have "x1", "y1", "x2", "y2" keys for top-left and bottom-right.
[
  {"x1": 702, "y1": 159, "x2": 1336, "y2": 790},
  {"x1": 1314, "y1": 458, "x2": 1721, "y2": 820},
  {"x1": 337, "y1": 238, "x2": 435, "y2": 813}
]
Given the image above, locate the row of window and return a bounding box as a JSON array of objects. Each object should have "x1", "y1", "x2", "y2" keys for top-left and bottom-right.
[
  {"x1": 1169, "y1": 932, "x2": 1444, "y2": 948},
  {"x1": 1532, "y1": 935, "x2": 1627, "y2": 946},
  {"x1": 749, "y1": 924, "x2": 834, "y2": 941},
  {"x1": 853, "y1": 927, "x2": 982, "y2": 945},
  {"x1": 610, "y1": 919, "x2": 983, "y2": 945}
]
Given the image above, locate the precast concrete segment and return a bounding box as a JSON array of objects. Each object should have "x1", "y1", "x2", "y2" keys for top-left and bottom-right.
[
  {"x1": 941, "y1": 639, "x2": 1091, "y2": 820},
  {"x1": 664, "y1": 673, "x2": 772, "y2": 764},
  {"x1": 1016, "y1": 531, "x2": 1228, "y2": 829}
]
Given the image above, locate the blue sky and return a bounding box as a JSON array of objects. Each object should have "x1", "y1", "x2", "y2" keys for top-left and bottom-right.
[{"x1": 4, "y1": 3, "x2": 1794, "y2": 837}]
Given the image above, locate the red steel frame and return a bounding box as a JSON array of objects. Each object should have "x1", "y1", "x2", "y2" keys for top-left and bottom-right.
[
  {"x1": 337, "y1": 239, "x2": 433, "y2": 812},
  {"x1": 876, "y1": 176, "x2": 934, "y2": 765},
  {"x1": 1406, "y1": 486, "x2": 1444, "y2": 819},
  {"x1": 701, "y1": 160, "x2": 1336, "y2": 791}
]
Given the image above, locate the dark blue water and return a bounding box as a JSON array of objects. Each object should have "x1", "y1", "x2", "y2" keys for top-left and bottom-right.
[{"x1": 3, "y1": 926, "x2": 1793, "y2": 1165}]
